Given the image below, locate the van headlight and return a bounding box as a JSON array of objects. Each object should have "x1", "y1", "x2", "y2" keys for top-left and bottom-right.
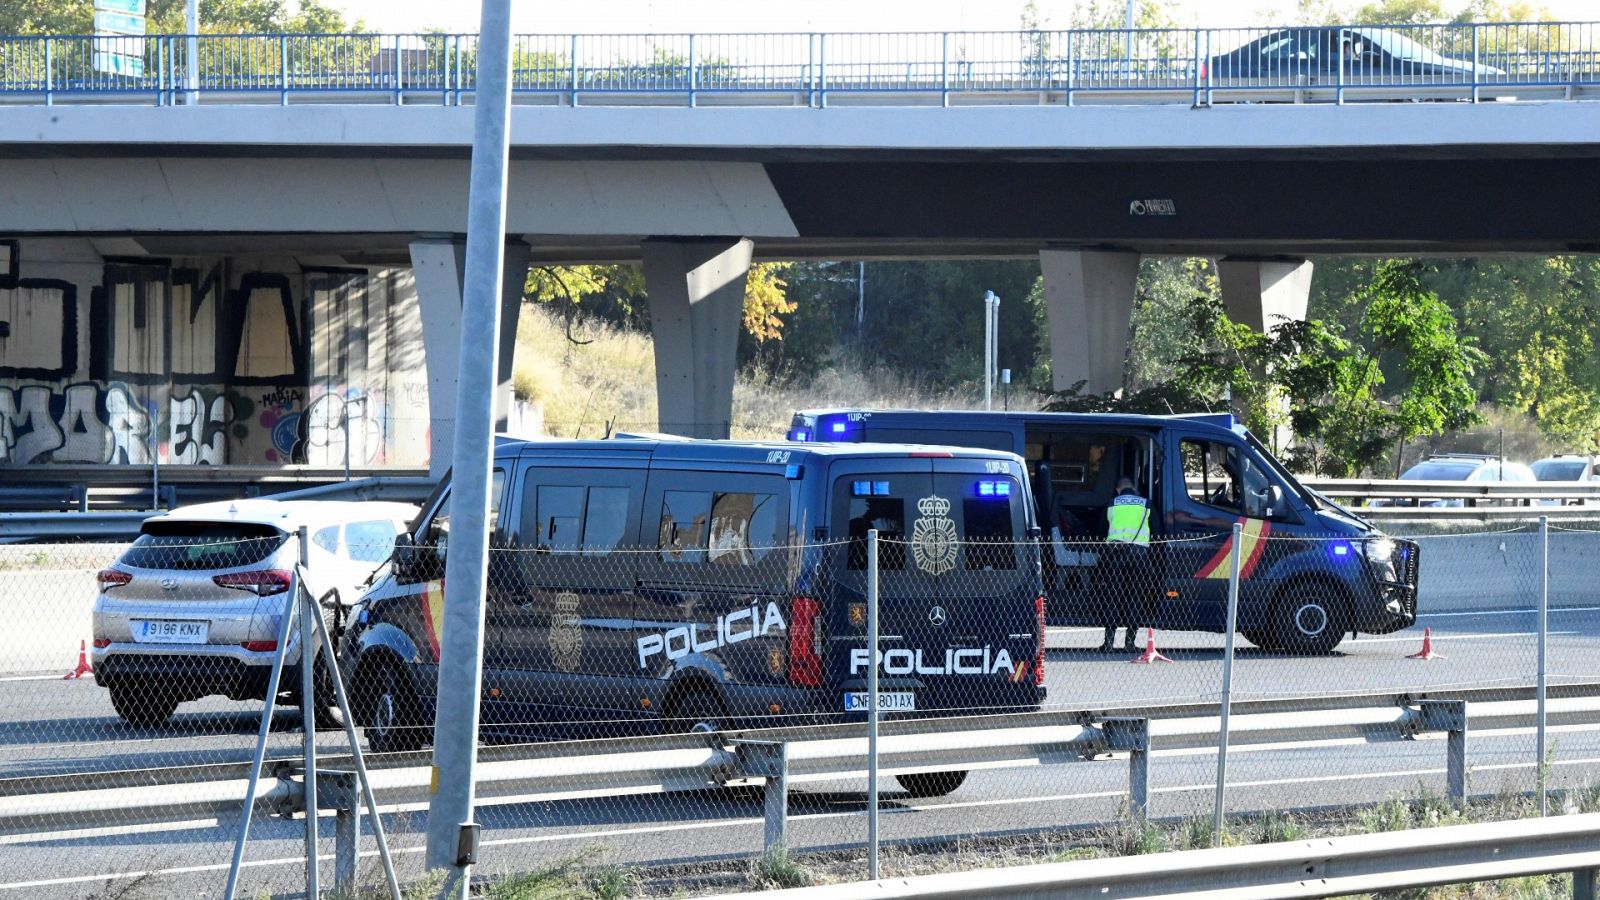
[{"x1": 1364, "y1": 538, "x2": 1396, "y2": 564}]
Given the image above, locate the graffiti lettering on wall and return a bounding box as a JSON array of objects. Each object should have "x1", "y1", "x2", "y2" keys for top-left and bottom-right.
[
  {"x1": 0, "y1": 382, "x2": 251, "y2": 465},
  {"x1": 295, "y1": 390, "x2": 385, "y2": 466}
]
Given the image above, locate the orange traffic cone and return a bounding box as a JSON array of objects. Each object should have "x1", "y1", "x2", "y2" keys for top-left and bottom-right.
[
  {"x1": 1130, "y1": 628, "x2": 1173, "y2": 664},
  {"x1": 1407, "y1": 627, "x2": 1444, "y2": 661},
  {"x1": 63, "y1": 639, "x2": 93, "y2": 679}
]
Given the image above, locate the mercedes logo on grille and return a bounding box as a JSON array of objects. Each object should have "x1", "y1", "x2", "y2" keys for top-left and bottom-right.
[
  {"x1": 160, "y1": 578, "x2": 179, "y2": 591},
  {"x1": 928, "y1": 606, "x2": 947, "y2": 627}
]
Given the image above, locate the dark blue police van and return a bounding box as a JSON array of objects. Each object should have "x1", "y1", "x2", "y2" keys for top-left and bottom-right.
[
  {"x1": 340, "y1": 436, "x2": 1045, "y2": 795},
  {"x1": 788, "y1": 409, "x2": 1419, "y2": 654}
]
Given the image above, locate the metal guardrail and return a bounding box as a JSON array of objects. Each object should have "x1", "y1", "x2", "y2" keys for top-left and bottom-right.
[
  {"x1": 3, "y1": 689, "x2": 1595, "y2": 894},
  {"x1": 0, "y1": 22, "x2": 1596, "y2": 108},
  {"x1": 714, "y1": 813, "x2": 1600, "y2": 899},
  {"x1": 0, "y1": 476, "x2": 438, "y2": 542}
]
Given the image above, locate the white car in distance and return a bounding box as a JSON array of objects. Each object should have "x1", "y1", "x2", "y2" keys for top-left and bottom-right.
[{"x1": 91, "y1": 499, "x2": 418, "y2": 727}]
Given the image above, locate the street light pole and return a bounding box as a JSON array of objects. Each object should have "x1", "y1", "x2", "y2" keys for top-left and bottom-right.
[{"x1": 422, "y1": 0, "x2": 514, "y2": 895}]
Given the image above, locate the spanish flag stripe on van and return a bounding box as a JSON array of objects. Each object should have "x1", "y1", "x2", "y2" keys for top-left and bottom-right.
[
  {"x1": 421, "y1": 579, "x2": 446, "y2": 662},
  {"x1": 1195, "y1": 518, "x2": 1271, "y2": 580}
]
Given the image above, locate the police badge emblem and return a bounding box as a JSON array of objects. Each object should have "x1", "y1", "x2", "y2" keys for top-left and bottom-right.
[
  {"x1": 550, "y1": 591, "x2": 582, "y2": 671},
  {"x1": 910, "y1": 494, "x2": 959, "y2": 575}
]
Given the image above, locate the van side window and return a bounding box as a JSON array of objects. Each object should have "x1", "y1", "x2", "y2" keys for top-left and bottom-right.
[
  {"x1": 426, "y1": 469, "x2": 507, "y2": 547},
  {"x1": 518, "y1": 483, "x2": 634, "y2": 556},
  {"x1": 658, "y1": 491, "x2": 710, "y2": 563},
  {"x1": 708, "y1": 492, "x2": 778, "y2": 566},
  {"x1": 1182, "y1": 439, "x2": 1271, "y2": 518}
]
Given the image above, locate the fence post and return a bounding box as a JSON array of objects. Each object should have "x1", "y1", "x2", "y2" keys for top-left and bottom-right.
[
  {"x1": 1065, "y1": 29, "x2": 1075, "y2": 107},
  {"x1": 1471, "y1": 25, "x2": 1480, "y2": 103},
  {"x1": 818, "y1": 33, "x2": 828, "y2": 108},
  {"x1": 1538, "y1": 514, "x2": 1550, "y2": 816},
  {"x1": 941, "y1": 32, "x2": 950, "y2": 107},
  {"x1": 687, "y1": 33, "x2": 698, "y2": 107},
  {"x1": 1213, "y1": 521, "x2": 1243, "y2": 846},
  {"x1": 279, "y1": 35, "x2": 289, "y2": 106},
  {"x1": 44, "y1": 39, "x2": 54, "y2": 106},
  {"x1": 1102, "y1": 718, "x2": 1150, "y2": 818},
  {"x1": 569, "y1": 34, "x2": 579, "y2": 106},
  {"x1": 867, "y1": 527, "x2": 880, "y2": 880},
  {"x1": 298, "y1": 527, "x2": 320, "y2": 899}
]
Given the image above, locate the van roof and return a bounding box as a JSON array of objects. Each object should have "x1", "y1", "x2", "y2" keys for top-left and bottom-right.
[
  {"x1": 494, "y1": 435, "x2": 1026, "y2": 465},
  {"x1": 792, "y1": 408, "x2": 1244, "y2": 438}
]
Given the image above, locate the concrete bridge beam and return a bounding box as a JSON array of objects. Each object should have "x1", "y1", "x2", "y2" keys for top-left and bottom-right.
[
  {"x1": 641, "y1": 237, "x2": 753, "y2": 439},
  {"x1": 1218, "y1": 257, "x2": 1314, "y2": 333},
  {"x1": 409, "y1": 237, "x2": 531, "y2": 476},
  {"x1": 1039, "y1": 248, "x2": 1141, "y2": 396}
]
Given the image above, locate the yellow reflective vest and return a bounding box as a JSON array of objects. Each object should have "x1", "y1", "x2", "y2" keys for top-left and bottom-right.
[{"x1": 1106, "y1": 494, "x2": 1151, "y2": 546}]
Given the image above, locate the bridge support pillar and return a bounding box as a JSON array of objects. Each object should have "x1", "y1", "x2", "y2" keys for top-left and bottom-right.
[
  {"x1": 409, "y1": 237, "x2": 531, "y2": 476},
  {"x1": 1040, "y1": 249, "x2": 1140, "y2": 396},
  {"x1": 641, "y1": 237, "x2": 752, "y2": 439},
  {"x1": 1217, "y1": 257, "x2": 1313, "y2": 333}
]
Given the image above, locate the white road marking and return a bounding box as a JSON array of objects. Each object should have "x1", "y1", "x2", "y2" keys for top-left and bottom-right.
[
  {"x1": 1347, "y1": 631, "x2": 1577, "y2": 645},
  {"x1": 1422, "y1": 606, "x2": 1600, "y2": 618}
]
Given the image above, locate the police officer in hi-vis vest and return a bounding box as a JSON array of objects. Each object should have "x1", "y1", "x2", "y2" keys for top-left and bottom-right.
[{"x1": 1099, "y1": 476, "x2": 1154, "y2": 652}]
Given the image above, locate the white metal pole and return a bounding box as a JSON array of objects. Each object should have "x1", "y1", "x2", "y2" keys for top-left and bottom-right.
[
  {"x1": 1213, "y1": 521, "x2": 1243, "y2": 845},
  {"x1": 185, "y1": 0, "x2": 199, "y2": 104},
  {"x1": 298, "y1": 526, "x2": 319, "y2": 898},
  {"x1": 423, "y1": 0, "x2": 514, "y2": 892},
  {"x1": 983, "y1": 291, "x2": 998, "y2": 410},
  {"x1": 867, "y1": 528, "x2": 880, "y2": 880},
  {"x1": 1538, "y1": 514, "x2": 1549, "y2": 816},
  {"x1": 223, "y1": 577, "x2": 300, "y2": 900}
]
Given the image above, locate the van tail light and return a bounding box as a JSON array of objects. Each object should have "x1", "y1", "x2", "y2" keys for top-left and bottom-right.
[
  {"x1": 1034, "y1": 595, "x2": 1047, "y2": 686},
  {"x1": 789, "y1": 596, "x2": 824, "y2": 687},
  {"x1": 213, "y1": 570, "x2": 293, "y2": 596},
  {"x1": 97, "y1": 569, "x2": 132, "y2": 593}
]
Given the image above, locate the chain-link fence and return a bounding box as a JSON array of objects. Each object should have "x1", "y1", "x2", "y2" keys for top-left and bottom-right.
[{"x1": 2, "y1": 519, "x2": 1598, "y2": 897}]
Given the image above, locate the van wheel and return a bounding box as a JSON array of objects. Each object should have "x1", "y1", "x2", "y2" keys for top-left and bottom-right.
[
  {"x1": 665, "y1": 688, "x2": 727, "y2": 735},
  {"x1": 362, "y1": 661, "x2": 425, "y2": 753},
  {"x1": 1241, "y1": 629, "x2": 1276, "y2": 650},
  {"x1": 1270, "y1": 586, "x2": 1346, "y2": 655},
  {"x1": 109, "y1": 683, "x2": 178, "y2": 727},
  {"x1": 896, "y1": 771, "x2": 968, "y2": 798}
]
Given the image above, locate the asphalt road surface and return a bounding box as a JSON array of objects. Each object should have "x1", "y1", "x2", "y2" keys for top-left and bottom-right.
[{"x1": 4, "y1": 605, "x2": 1600, "y2": 898}]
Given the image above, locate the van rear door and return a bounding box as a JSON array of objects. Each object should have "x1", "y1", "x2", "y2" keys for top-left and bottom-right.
[{"x1": 826, "y1": 455, "x2": 1043, "y2": 717}]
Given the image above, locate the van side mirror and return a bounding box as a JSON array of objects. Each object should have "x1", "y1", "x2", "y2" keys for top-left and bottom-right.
[{"x1": 391, "y1": 532, "x2": 440, "y2": 582}]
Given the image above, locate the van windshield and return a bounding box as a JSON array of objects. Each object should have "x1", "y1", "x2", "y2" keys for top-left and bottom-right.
[{"x1": 1242, "y1": 431, "x2": 1319, "y2": 509}]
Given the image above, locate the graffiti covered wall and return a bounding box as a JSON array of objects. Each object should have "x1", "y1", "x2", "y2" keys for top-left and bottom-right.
[{"x1": 0, "y1": 239, "x2": 430, "y2": 467}]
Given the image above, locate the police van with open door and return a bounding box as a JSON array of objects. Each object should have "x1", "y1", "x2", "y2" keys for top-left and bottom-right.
[
  {"x1": 339, "y1": 436, "x2": 1046, "y2": 796},
  {"x1": 788, "y1": 409, "x2": 1419, "y2": 654}
]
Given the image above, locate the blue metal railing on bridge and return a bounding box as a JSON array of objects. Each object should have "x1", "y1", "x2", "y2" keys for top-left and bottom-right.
[{"x1": 0, "y1": 21, "x2": 1597, "y2": 108}]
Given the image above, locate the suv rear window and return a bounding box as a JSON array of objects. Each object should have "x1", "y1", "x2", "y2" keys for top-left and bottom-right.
[{"x1": 120, "y1": 521, "x2": 287, "y2": 570}]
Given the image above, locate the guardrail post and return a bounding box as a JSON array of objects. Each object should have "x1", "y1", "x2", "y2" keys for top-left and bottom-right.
[
  {"x1": 320, "y1": 770, "x2": 361, "y2": 897},
  {"x1": 1575, "y1": 867, "x2": 1598, "y2": 900},
  {"x1": 734, "y1": 741, "x2": 789, "y2": 858},
  {"x1": 1417, "y1": 700, "x2": 1469, "y2": 804},
  {"x1": 1102, "y1": 717, "x2": 1150, "y2": 818}
]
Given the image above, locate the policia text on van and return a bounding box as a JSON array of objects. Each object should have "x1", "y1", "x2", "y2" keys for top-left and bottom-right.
[
  {"x1": 338, "y1": 437, "x2": 1047, "y2": 796},
  {"x1": 789, "y1": 410, "x2": 1420, "y2": 654}
]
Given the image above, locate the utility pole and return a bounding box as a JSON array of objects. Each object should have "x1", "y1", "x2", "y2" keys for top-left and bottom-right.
[{"x1": 423, "y1": 1, "x2": 514, "y2": 895}]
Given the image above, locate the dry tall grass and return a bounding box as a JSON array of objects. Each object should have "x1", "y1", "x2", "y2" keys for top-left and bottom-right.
[{"x1": 512, "y1": 305, "x2": 1044, "y2": 440}]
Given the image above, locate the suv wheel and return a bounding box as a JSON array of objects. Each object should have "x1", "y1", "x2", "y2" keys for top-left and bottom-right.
[
  {"x1": 363, "y1": 662, "x2": 425, "y2": 753},
  {"x1": 109, "y1": 683, "x2": 179, "y2": 727},
  {"x1": 896, "y1": 771, "x2": 968, "y2": 798}
]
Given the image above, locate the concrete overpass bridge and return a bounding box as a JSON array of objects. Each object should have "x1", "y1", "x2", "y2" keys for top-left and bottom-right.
[{"x1": 1, "y1": 24, "x2": 1598, "y2": 474}]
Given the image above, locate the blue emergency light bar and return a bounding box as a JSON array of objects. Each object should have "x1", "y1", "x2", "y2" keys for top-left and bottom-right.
[
  {"x1": 976, "y1": 480, "x2": 1012, "y2": 497},
  {"x1": 851, "y1": 480, "x2": 892, "y2": 497},
  {"x1": 831, "y1": 421, "x2": 848, "y2": 434}
]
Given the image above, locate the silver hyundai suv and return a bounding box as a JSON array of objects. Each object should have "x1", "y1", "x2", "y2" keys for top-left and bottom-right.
[{"x1": 92, "y1": 499, "x2": 417, "y2": 727}]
